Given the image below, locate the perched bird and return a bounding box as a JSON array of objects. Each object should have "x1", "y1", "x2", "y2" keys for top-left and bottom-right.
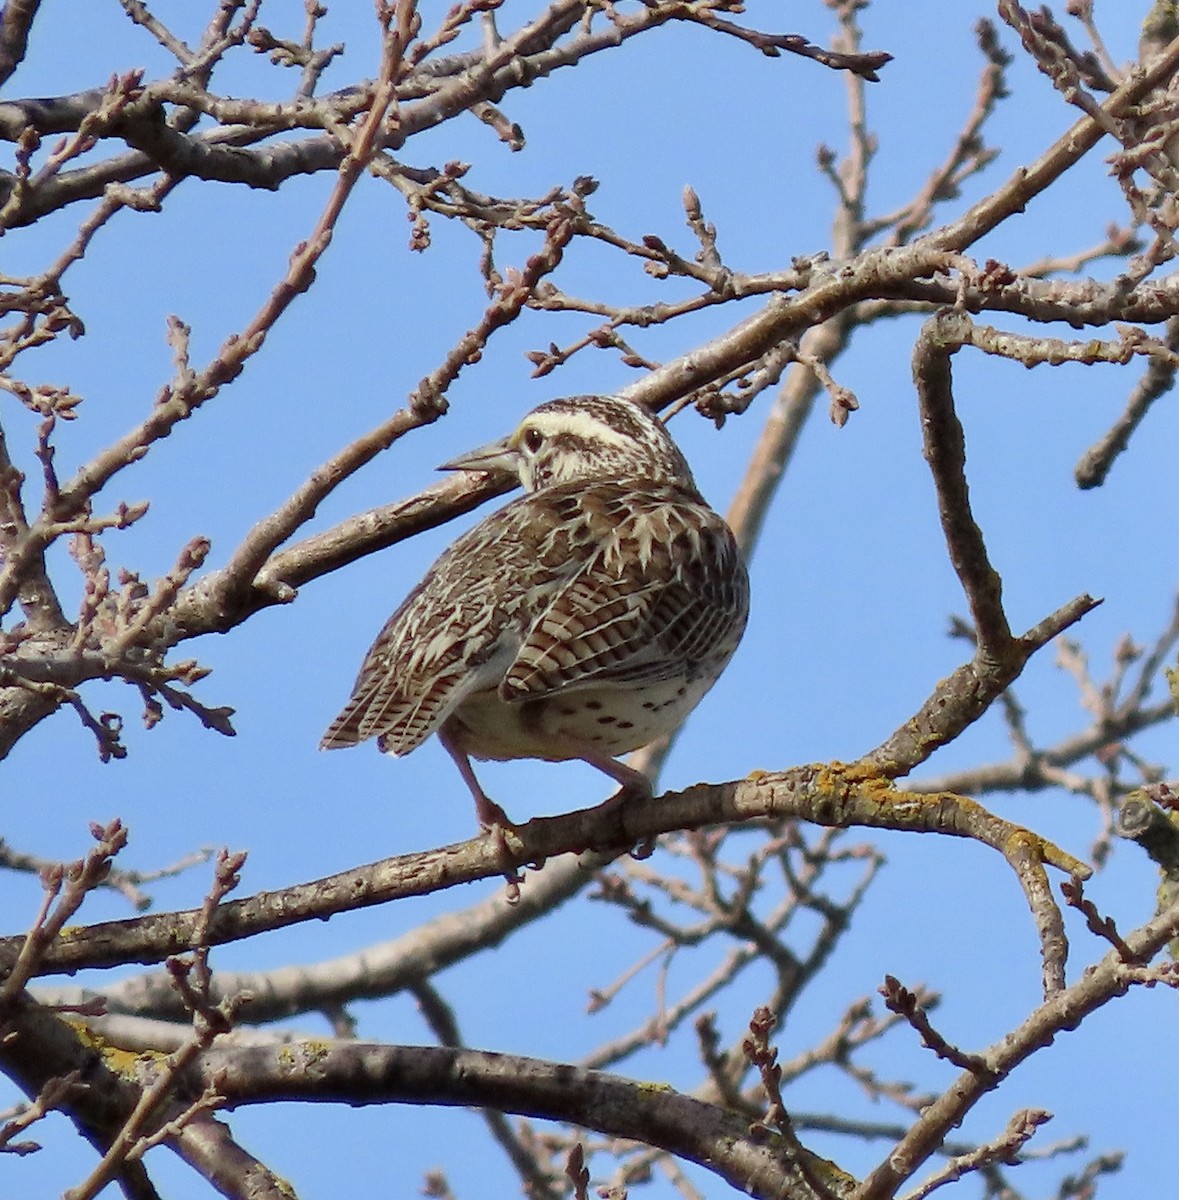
[{"x1": 321, "y1": 394, "x2": 749, "y2": 830}]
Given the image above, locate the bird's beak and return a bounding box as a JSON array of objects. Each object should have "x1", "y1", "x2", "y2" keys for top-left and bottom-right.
[{"x1": 438, "y1": 434, "x2": 520, "y2": 479}]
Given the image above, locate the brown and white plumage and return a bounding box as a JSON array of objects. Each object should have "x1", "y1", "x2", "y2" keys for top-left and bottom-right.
[{"x1": 321, "y1": 394, "x2": 749, "y2": 829}]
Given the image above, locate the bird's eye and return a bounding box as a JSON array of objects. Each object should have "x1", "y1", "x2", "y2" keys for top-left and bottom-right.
[{"x1": 522, "y1": 427, "x2": 544, "y2": 453}]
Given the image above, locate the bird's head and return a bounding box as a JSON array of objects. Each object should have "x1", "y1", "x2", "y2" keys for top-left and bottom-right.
[{"x1": 439, "y1": 395, "x2": 697, "y2": 493}]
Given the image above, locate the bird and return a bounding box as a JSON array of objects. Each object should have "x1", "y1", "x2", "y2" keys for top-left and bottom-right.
[{"x1": 320, "y1": 393, "x2": 749, "y2": 832}]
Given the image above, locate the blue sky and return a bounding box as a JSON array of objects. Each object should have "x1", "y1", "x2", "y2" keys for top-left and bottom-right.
[{"x1": 3, "y1": 3, "x2": 1178, "y2": 1197}]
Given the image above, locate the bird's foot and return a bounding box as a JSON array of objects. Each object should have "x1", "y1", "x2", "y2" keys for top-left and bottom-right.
[
  {"x1": 594, "y1": 774, "x2": 656, "y2": 858},
  {"x1": 475, "y1": 793, "x2": 515, "y2": 833},
  {"x1": 474, "y1": 794, "x2": 526, "y2": 896},
  {"x1": 599, "y1": 774, "x2": 654, "y2": 813}
]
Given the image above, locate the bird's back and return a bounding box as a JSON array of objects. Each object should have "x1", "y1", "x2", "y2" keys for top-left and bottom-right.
[{"x1": 320, "y1": 477, "x2": 746, "y2": 758}]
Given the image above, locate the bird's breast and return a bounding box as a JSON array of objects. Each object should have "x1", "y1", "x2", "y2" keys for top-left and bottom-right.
[{"x1": 443, "y1": 671, "x2": 723, "y2": 764}]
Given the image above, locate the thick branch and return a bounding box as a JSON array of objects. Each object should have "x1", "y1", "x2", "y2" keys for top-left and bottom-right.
[
  {"x1": 203, "y1": 1040, "x2": 844, "y2": 1200},
  {"x1": 39, "y1": 851, "x2": 610, "y2": 1024},
  {"x1": 0, "y1": 0, "x2": 39, "y2": 88},
  {"x1": 912, "y1": 310, "x2": 1011, "y2": 654},
  {"x1": 864, "y1": 593, "x2": 1101, "y2": 777},
  {"x1": 1, "y1": 764, "x2": 1087, "y2": 980},
  {"x1": 853, "y1": 893, "x2": 1179, "y2": 1200}
]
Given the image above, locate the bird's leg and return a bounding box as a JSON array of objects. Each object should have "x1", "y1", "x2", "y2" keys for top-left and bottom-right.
[
  {"x1": 566, "y1": 741, "x2": 653, "y2": 811},
  {"x1": 562, "y1": 740, "x2": 657, "y2": 857},
  {"x1": 438, "y1": 725, "x2": 514, "y2": 832},
  {"x1": 439, "y1": 726, "x2": 525, "y2": 900}
]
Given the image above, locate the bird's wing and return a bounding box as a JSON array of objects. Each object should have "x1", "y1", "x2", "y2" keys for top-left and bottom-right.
[
  {"x1": 319, "y1": 494, "x2": 578, "y2": 756},
  {"x1": 502, "y1": 495, "x2": 747, "y2": 701},
  {"x1": 319, "y1": 577, "x2": 510, "y2": 756}
]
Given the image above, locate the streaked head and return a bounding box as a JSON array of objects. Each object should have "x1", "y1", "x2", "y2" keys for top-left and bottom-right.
[{"x1": 440, "y1": 395, "x2": 697, "y2": 493}]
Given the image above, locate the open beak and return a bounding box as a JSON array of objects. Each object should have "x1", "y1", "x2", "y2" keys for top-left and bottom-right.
[{"x1": 438, "y1": 434, "x2": 521, "y2": 479}]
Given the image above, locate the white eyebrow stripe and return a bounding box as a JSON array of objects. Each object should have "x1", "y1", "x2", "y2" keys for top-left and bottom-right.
[{"x1": 528, "y1": 409, "x2": 635, "y2": 452}]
